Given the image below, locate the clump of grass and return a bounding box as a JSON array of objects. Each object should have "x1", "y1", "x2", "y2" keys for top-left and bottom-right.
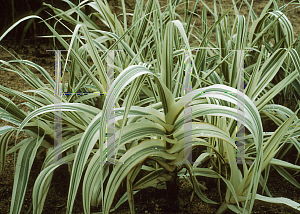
[{"x1": 0, "y1": 0, "x2": 300, "y2": 214}]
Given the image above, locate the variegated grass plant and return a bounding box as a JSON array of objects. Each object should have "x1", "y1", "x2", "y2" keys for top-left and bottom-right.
[{"x1": 0, "y1": 0, "x2": 300, "y2": 213}]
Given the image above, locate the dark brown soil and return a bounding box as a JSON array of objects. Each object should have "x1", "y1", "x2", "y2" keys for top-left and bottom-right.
[{"x1": 1, "y1": 0, "x2": 300, "y2": 213}]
